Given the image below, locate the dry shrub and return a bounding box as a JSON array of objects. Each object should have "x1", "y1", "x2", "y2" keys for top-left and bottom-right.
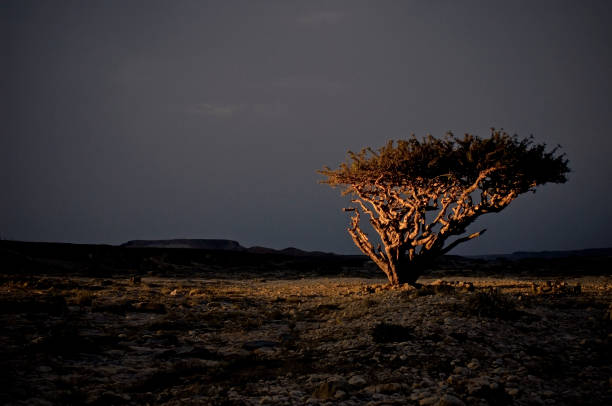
[
  {"x1": 362, "y1": 298, "x2": 379, "y2": 308},
  {"x1": 464, "y1": 290, "x2": 523, "y2": 320},
  {"x1": 0, "y1": 293, "x2": 68, "y2": 315},
  {"x1": 266, "y1": 309, "x2": 286, "y2": 320},
  {"x1": 371, "y1": 322, "x2": 413, "y2": 343},
  {"x1": 73, "y1": 290, "x2": 94, "y2": 306},
  {"x1": 408, "y1": 283, "x2": 457, "y2": 297},
  {"x1": 314, "y1": 303, "x2": 341, "y2": 314}
]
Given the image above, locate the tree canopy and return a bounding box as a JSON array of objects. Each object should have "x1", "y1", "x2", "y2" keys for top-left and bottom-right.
[{"x1": 319, "y1": 129, "x2": 570, "y2": 285}]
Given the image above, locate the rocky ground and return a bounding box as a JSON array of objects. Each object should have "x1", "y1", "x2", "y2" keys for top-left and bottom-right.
[{"x1": 1, "y1": 271, "x2": 611, "y2": 406}]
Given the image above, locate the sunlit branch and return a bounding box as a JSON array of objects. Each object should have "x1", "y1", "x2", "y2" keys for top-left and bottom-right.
[
  {"x1": 320, "y1": 130, "x2": 569, "y2": 285},
  {"x1": 440, "y1": 229, "x2": 487, "y2": 255}
]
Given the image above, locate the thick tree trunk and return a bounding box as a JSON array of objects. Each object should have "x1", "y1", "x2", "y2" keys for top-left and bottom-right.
[{"x1": 386, "y1": 255, "x2": 426, "y2": 286}]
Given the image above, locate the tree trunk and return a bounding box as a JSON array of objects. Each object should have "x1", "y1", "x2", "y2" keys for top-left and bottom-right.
[{"x1": 386, "y1": 255, "x2": 425, "y2": 286}]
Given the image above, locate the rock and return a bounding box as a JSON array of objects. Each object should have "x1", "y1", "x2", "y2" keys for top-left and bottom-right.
[
  {"x1": 242, "y1": 340, "x2": 280, "y2": 351},
  {"x1": 540, "y1": 390, "x2": 554, "y2": 397},
  {"x1": 348, "y1": 375, "x2": 367, "y2": 387},
  {"x1": 254, "y1": 346, "x2": 277, "y2": 355},
  {"x1": 132, "y1": 302, "x2": 166, "y2": 314},
  {"x1": 129, "y1": 275, "x2": 141, "y2": 285},
  {"x1": 312, "y1": 381, "x2": 337, "y2": 399},
  {"x1": 453, "y1": 366, "x2": 469, "y2": 376},
  {"x1": 421, "y1": 377, "x2": 434, "y2": 387},
  {"x1": 605, "y1": 304, "x2": 612, "y2": 321},
  {"x1": 466, "y1": 359, "x2": 480, "y2": 370},
  {"x1": 438, "y1": 394, "x2": 466, "y2": 406},
  {"x1": 410, "y1": 390, "x2": 432, "y2": 401},
  {"x1": 466, "y1": 377, "x2": 490, "y2": 395},
  {"x1": 334, "y1": 390, "x2": 346, "y2": 399},
  {"x1": 289, "y1": 390, "x2": 305, "y2": 398},
  {"x1": 363, "y1": 383, "x2": 402, "y2": 394},
  {"x1": 458, "y1": 282, "x2": 475, "y2": 292},
  {"x1": 91, "y1": 391, "x2": 131, "y2": 404},
  {"x1": 327, "y1": 375, "x2": 348, "y2": 389},
  {"x1": 446, "y1": 375, "x2": 463, "y2": 385},
  {"x1": 506, "y1": 387, "x2": 520, "y2": 396},
  {"x1": 419, "y1": 396, "x2": 439, "y2": 406},
  {"x1": 23, "y1": 398, "x2": 53, "y2": 406},
  {"x1": 371, "y1": 322, "x2": 413, "y2": 343}
]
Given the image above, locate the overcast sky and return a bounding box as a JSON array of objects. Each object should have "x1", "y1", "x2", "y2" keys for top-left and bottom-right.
[{"x1": 2, "y1": 0, "x2": 611, "y2": 255}]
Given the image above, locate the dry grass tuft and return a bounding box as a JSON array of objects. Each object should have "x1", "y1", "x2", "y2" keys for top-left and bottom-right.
[
  {"x1": 371, "y1": 322, "x2": 413, "y2": 343},
  {"x1": 463, "y1": 289, "x2": 523, "y2": 320}
]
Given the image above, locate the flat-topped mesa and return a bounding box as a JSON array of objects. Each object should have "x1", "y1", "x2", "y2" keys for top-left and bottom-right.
[{"x1": 121, "y1": 239, "x2": 247, "y2": 251}]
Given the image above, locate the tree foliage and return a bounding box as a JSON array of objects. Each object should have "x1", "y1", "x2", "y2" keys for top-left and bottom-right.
[{"x1": 319, "y1": 129, "x2": 570, "y2": 285}]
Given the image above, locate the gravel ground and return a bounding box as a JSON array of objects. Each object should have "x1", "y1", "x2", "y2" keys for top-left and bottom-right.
[{"x1": 1, "y1": 273, "x2": 610, "y2": 405}]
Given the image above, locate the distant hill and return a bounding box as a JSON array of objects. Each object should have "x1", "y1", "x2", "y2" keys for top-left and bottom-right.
[
  {"x1": 471, "y1": 247, "x2": 612, "y2": 261},
  {"x1": 121, "y1": 239, "x2": 612, "y2": 261},
  {"x1": 121, "y1": 239, "x2": 335, "y2": 257},
  {"x1": 121, "y1": 239, "x2": 246, "y2": 251},
  {"x1": 2, "y1": 239, "x2": 610, "y2": 277},
  {"x1": 273, "y1": 247, "x2": 335, "y2": 257}
]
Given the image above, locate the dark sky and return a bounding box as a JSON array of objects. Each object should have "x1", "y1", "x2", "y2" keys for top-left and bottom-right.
[{"x1": 3, "y1": 0, "x2": 612, "y2": 255}]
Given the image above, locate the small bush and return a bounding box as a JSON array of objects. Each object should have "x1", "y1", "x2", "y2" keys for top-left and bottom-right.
[
  {"x1": 362, "y1": 298, "x2": 379, "y2": 308},
  {"x1": 74, "y1": 290, "x2": 94, "y2": 306},
  {"x1": 0, "y1": 294, "x2": 68, "y2": 315},
  {"x1": 371, "y1": 322, "x2": 413, "y2": 343},
  {"x1": 464, "y1": 290, "x2": 522, "y2": 320},
  {"x1": 414, "y1": 286, "x2": 436, "y2": 297}
]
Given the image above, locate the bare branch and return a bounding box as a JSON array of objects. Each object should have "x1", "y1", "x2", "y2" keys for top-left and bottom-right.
[
  {"x1": 321, "y1": 131, "x2": 569, "y2": 285},
  {"x1": 351, "y1": 199, "x2": 375, "y2": 219},
  {"x1": 440, "y1": 229, "x2": 487, "y2": 256}
]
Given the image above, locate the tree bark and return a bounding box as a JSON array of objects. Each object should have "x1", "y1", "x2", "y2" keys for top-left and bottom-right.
[{"x1": 387, "y1": 253, "x2": 426, "y2": 286}]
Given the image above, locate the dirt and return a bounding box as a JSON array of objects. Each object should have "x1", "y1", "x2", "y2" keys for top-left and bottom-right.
[{"x1": 1, "y1": 270, "x2": 611, "y2": 406}]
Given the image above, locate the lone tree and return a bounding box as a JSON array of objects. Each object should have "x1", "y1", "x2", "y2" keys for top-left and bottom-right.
[{"x1": 319, "y1": 129, "x2": 569, "y2": 286}]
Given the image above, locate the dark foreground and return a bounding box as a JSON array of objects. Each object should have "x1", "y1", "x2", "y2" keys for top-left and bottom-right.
[{"x1": 0, "y1": 241, "x2": 611, "y2": 405}]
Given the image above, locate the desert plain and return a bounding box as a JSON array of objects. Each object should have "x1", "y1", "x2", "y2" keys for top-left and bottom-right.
[{"x1": 0, "y1": 241, "x2": 610, "y2": 406}]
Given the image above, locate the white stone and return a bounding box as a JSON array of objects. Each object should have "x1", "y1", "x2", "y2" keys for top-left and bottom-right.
[{"x1": 348, "y1": 375, "x2": 367, "y2": 386}]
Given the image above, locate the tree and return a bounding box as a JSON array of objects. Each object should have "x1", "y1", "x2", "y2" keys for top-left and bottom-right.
[{"x1": 318, "y1": 129, "x2": 569, "y2": 286}]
